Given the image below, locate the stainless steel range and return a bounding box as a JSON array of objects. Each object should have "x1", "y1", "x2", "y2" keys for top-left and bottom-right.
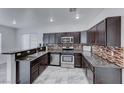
[{"x1": 61, "y1": 47, "x2": 74, "y2": 68}]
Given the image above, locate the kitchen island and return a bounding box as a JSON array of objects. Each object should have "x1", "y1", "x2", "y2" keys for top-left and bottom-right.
[{"x1": 2, "y1": 48, "x2": 122, "y2": 84}]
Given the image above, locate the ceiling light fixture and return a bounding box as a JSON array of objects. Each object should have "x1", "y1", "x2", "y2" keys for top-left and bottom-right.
[
  {"x1": 75, "y1": 14, "x2": 80, "y2": 19},
  {"x1": 12, "y1": 19, "x2": 16, "y2": 24},
  {"x1": 50, "y1": 17, "x2": 54, "y2": 22}
]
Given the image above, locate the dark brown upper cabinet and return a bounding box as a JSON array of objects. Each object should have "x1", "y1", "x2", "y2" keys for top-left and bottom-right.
[
  {"x1": 43, "y1": 33, "x2": 49, "y2": 44},
  {"x1": 106, "y1": 16, "x2": 121, "y2": 47},
  {"x1": 43, "y1": 33, "x2": 56, "y2": 44},
  {"x1": 49, "y1": 33, "x2": 55, "y2": 44},
  {"x1": 87, "y1": 16, "x2": 121, "y2": 47},
  {"x1": 55, "y1": 33, "x2": 61, "y2": 44},
  {"x1": 96, "y1": 20, "x2": 106, "y2": 46},
  {"x1": 43, "y1": 32, "x2": 81, "y2": 44},
  {"x1": 91, "y1": 26, "x2": 96, "y2": 44},
  {"x1": 87, "y1": 26, "x2": 96, "y2": 45},
  {"x1": 73, "y1": 32, "x2": 81, "y2": 43}
]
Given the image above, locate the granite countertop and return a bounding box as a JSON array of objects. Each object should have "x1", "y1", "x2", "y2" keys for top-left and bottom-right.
[
  {"x1": 16, "y1": 50, "x2": 121, "y2": 68},
  {"x1": 15, "y1": 50, "x2": 82, "y2": 62},
  {"x1": 82, "y1": 51, "x2": 121, "y2": 68},
  {"x1": 2, "y1": 48, "x2": 40, "y2": 54},
  {"x1": 48, "y1": 50, "x2": 82, "y2": 53},
  {"x1": 16, "y1": 51, "x2": 48, "y2": 62}
]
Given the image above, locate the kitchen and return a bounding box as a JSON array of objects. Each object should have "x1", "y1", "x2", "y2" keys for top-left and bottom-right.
[{"x1": 0, "y1": 8, "x2": 124, "y2": 84}]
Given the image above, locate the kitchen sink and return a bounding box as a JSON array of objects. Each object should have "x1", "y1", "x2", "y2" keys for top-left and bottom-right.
[{"x1": 18, "y1": 55, "x2": 37, "y2": 61}]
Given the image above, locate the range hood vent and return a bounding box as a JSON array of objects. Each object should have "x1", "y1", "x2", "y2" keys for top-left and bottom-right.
[{"x1": 69, "y1": 8, "x2": 77, "y2": 12}]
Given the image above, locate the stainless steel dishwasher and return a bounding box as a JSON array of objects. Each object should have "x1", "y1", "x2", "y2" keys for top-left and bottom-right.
[{"x1": 50, "y1": 53, "x2": 60, "y2": 66}]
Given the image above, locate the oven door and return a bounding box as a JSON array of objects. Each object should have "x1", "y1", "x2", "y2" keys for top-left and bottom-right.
[{"x1": 61, "y1": 55, "x2": 74, "y2": 64}]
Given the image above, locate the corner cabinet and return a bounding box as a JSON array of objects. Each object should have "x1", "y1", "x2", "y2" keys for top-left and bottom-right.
[{"x1": 82, "y1": 55, "x2": 122, "y2": 84}]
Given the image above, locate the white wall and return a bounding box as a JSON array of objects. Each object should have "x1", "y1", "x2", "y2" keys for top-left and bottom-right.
[
  {"x1": 16, "y1": 23, "x2": 86, "y2": 49},
  {"x1": 0, "y1": 25, "x2": 17, "y2": 64},
  {"x1": 16, "y1": 27, "x2": 43, "y2": 49},
  {"x1": 0, "y1": 25, "x2": 17, "y2": 51}
]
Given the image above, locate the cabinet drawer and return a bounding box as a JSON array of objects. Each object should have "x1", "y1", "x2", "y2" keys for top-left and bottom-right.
[
  {"x1": 31, "y1": 63, "x2": 39, "y2": 73},
  {"x1": 39, "y1": 65, "x2": 46, "y2": 74},
  {"x1": 31, "y1": 70, "x2": 39, "y2": 83}
]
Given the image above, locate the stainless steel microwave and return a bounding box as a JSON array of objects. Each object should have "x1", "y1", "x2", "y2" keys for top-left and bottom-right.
[{"x1": 61, "y1": 37, "x2": 74, "y2": 43}]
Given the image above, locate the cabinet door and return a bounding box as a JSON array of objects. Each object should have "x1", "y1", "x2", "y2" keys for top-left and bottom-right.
[
  {"x1": 39, "y1": 54, "x2": 49, "y2": 65},
  {"x1": 87, "y1": 26, "x2": 96, "y2": 44},
  {"x1": 39, "y1": 65, "x2": 46, "y2": 74},
  {"x1": 38, "y1": 54, "x2": 49, "y2": 74},
  {"x1": 73, "y1": 32, "x2": 80, "y2": 43},
  {"x1": 91, "y1": 26, "x2": 96, "y2": 44},
  {"x1": 49, "y1": 33, "x2": 55, "y2": 44},
  {"x1": 74, "y1": 53, "x2": 82, "y2": 68},
  {"x1": 55, "y1": 33, "x2": 61, "y2": 44},
  {"x1": 87, "y1": 30, "x2": 91, "y2": 44},
  {"x1": 31, "y1": 70, "x2": 39, "y2": 83},
  {"x1": 96, "y1": 20, "x2": 106, "y2": 46},
  {"x1": 30, "y1": 60, "x2": 39, "y2": 83},
  {"x1": 106, "y1": 16, "x2": 121, "y2": 47},
  {"x1": 43, "y1": 34, "x2": 49, "y2": 44}
]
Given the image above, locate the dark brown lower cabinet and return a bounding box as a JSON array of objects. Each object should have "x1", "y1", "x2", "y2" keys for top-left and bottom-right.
[
  {"x1": 74, "y1": 53, "x2": 82, "y2": 68},
  {"x1": 82, "y1": 56, "x2": 122, "y2": 84},
  {"x1": 95, "y1": 67, "x2": 122, "y2": 84},
  {"x1": 17, "y1": 53, "x2": 49, "y2": 84},
  {"x1": 30, "y1": 60, "x2": 39, "y2": 83},
  {"x1": 30, "y1": 53, "x2": 49, "y2": 83},
  {"x1": 39, "y1": 65, "x2": 46, "y2": 74},
  {"x1": 31, "y1": 70, "x2": 39, "y2": 83}
]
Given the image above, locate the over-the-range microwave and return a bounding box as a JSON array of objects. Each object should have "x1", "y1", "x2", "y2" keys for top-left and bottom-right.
[{"x1": 61, "y1": 37, "x2": 74, "y2": 43}]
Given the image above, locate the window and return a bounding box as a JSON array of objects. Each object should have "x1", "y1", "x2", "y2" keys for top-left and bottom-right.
[
  {"x1": 22, "y1": 34, "x2": 38, "y2": 49},
  {"x1": 0, "y1": 33, "x2": 1, "y2": 53}
]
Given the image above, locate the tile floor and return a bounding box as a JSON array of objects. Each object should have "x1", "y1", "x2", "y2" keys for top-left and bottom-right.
[
  {"x1": 0, "y1": 64, "x2": 89, "y2": 84},
  {"x1": 33, "y1": 66, "x2": 89, "y2": 84}
]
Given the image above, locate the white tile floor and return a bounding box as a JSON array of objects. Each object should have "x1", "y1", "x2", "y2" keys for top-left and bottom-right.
[
  {"x1": 0, "y1": 64, "x2": 89, "y2": 84},
  {"x1": 33, "y1": 66, "x2": 89, "y2": 84}
]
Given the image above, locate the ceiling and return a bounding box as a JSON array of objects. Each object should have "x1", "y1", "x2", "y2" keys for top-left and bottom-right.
[{"x1": 0, "y1": 8, "x2": 104, "y2": 29}]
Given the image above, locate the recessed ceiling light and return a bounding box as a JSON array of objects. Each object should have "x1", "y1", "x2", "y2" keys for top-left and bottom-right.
[
  {"x1": 12, "y1": 19, "x2": 16, "y2": 24},
  {"x1": 75, "y1": 14, "x2": 80, "y2": 19},
  {"x1": 50, "y1": 17, "x2": 54, "y2": 22}
]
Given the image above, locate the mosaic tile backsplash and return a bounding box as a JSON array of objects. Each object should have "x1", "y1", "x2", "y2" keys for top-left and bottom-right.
[
  {"x1": 47, "y1": 44, "x2": 83, "y2": 51},
  {"x1": 92, "y1": 45, "x2": 124, "y2": 67}
]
